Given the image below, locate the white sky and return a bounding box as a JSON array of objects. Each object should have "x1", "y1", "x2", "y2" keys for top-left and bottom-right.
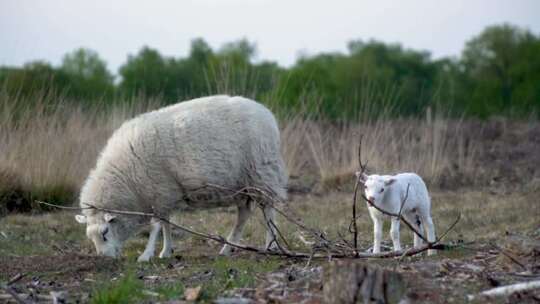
[{"x1": 1, "y1": 0, "x2": 539, "y2": 74}]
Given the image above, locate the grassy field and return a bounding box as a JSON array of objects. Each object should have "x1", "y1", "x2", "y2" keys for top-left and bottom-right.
[{"x1": 0, "y1": 93, "x2": 539, "y2": 303}]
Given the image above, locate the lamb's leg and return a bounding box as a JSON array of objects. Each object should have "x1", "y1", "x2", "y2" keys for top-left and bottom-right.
[
  {"x1": 406, "y1": 213, "x2": 424, "y2": 248},
  {"x1": 263, "y1": 205, "x2": 278, "y2": 251},
  {"x1": 159, "y1": 220, "x2": 173, "y2": 258},
  {"x1": 372, "y1": 217, "x2": 383, "y2": 254},
  {"x1": 138, "y1": 219, "x2": 161, "y2": 262},
  {"x1": 390, "y1": 217, "x2": 402, "y2": 251},
  {"x1": 219, "y1": 199, "x2": 252, "y2": 256},
  {"x1": 422, "y1": 215, "x2": 437, "y2": 256},
  {"x1": 413, "y1": 217, "x2": 424, "y2": 248}
]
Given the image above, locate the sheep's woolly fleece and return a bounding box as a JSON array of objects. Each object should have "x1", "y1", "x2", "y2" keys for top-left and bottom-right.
[{"x1": 79, "y1": 95, "x2": 288, "y2": 228}]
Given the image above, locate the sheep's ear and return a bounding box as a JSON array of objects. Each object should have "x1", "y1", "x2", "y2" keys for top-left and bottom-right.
[
  {"x1": 75, "y1": 214, "x2": 87, "y2": 224},
  {"x1": 384, "y1": 178, "x2": 396, "y2": 186},
  {"x1": 355, "y1": 172, "x2": 368, "y2": 183},
  {"x1": 104, "y1": 213, "x2": 117, "y2": 223}
]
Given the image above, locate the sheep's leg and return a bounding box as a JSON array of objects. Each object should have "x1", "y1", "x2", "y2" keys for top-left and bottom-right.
[
  {"x1": 372, "y1": 217, "x2": 383, "y2": 254},
  {"x1": 159, "y1": 220, "x2": 173, "y2": 258},
  {"x1": 422, "y1": 215, "x2": 437, "y2": 256},
  {"x1": 263, "y1": 205, "x2": 279, "y2": 251},
  {"x1": 219, "y1": 199, "x2": 252, "y2": 256},
  {"x1": 138, "y1": 219, "x2": 161, "y2": 262},
  {"x1": 390, "y1": 217, "x2": 402, "y2": 251}
]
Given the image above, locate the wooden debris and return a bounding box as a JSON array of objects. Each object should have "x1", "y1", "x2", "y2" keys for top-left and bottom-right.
[
  {"x1": 323, "y1": 260, "x2": 406, "y2": 304},
  {"x1": 468, "y1": 280, "x2": 540, "y2": 300}
]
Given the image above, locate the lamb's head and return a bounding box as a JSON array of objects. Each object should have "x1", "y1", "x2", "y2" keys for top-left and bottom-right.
[
  {"x1": 357, "y1": 173, "x2": 396, "y2": 205},
  {"x1": 75, "y1": 212, "x2": 129, "y2": 257}
]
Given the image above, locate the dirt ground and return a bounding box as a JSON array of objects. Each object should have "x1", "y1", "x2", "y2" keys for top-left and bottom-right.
[{"x1": 0, "y1": 192, "x2": 538, "y2": 303}]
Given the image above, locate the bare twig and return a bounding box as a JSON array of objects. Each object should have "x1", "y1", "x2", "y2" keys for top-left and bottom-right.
[
  {"x1": 2, "y1": 273, "x2": 30, "y2": 304},
  {"x1": 435, "y1": 213, "x2": 461, "y2": 243},
  {"x1": 351, "y1": 174, "x2": 361, "y2": 256},
  {"x1": 397, "y1": 184, "x2": 411, "y2": 219},
  {"x1": 37, "y1": 199, "x2": 458, "y2": 259},
  {"x1": 7, "y1": 273, "x2": 24, "y2": 286},
  {"x1": 491, "y1": 244, "x2": 527, "y2": 270},
  {"x1": 357, "y1": 135, "x2": 368, "y2": 176},
  {"x1": 3, "y1": 287, "x2": 31, "y2": 304}
]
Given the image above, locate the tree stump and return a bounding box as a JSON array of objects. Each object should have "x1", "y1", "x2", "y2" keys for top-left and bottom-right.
[{"x1": 323, "y1": 260, "x2": 406, "y2": 304}]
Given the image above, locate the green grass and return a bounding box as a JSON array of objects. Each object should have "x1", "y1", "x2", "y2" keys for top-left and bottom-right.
[
  {"x1": 0, "y1": 212, "x2": 88, "y2": 256},
  {"x1": 197, "y1": 256, "x2": 281, "y2": 301},
  {"x1": 91, "y1": 272, "x2": 145, "y2": 304}
]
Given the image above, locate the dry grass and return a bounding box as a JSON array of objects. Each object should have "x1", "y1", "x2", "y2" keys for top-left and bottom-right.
[
  {"x1": 0, "y1": 91, "x2": 537, "y2": 301},
  {"x1": 1, "y1": 92, "x2": 536, "y2": 242},
  {"x1": 280, "y1": 114, "x2": 479, "y2": 189},
  {"x1": 2, "y1": 188, "x2": 536, "y2": 258},
  {"x1": 172, "y1": 188, "x2": 537, "y2": 252},
  {"x1": 0, "y1": 92, "x2": 160, "y2": 209},
  {"x1": 1, "y1": 92, "x2": 479, "y2": 210}
]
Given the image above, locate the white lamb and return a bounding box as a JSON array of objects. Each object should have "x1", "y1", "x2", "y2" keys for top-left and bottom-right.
[
  {"x1": 356, "y1": 172, "x2": 436, "y2": 256},
  {"x1": 75, "y1": 95, "x2": 288, "y2": 262}
]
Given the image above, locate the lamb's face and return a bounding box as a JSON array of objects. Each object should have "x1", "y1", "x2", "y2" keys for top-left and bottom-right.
[
  {"x1": 363, "y1": 175, "x2": 395, "y2": 205},
  {"x1": 75, "y1": 212, "x2": 124, "y2": 257}
]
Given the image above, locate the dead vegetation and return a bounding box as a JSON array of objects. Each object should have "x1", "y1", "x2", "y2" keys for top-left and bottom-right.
[{"x1": 1, "y1": 94, "x2": 540, "y2": 302}]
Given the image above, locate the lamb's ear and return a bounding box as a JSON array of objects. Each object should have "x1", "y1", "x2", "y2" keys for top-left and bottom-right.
[
  {"x1": 104, "y1": 213, "x2": 117, "y2": 223},
  {"x1": 355, "y1": 172, "x2": 368, "y2": 183},
  {"x1": 384, "y1": 178, "x2": 396, "y2": 186},
  {"x1": 75, "y1": 214, "x2": 87, "y2": 224}
]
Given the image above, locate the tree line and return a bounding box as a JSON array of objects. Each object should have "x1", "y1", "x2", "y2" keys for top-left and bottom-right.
[{"x1": 1, "y1": 23, "x2": 539, "y2": 119}]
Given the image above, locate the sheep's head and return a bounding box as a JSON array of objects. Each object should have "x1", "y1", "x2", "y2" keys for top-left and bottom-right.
[
  {"x1": 357, "y1": 173, "x2": 396, "y2": 205},
  {"x1": 75, "y1": 212, "x2": 127, "y2": 257}
]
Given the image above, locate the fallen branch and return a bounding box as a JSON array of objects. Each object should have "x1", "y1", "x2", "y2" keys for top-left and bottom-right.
[
  {"x1": 1, "y1": 273, "x2": 31, "y2": 304},
  {"x1": 36, "y1": 199, "x2": 459, "y2": 260},
  {"x1": 0, "y1": 292, "x2": 52, "y2": 303},
  {"x1": 3, "y1": 288, "x2": 31, "y2": 304},
  {"x1": 7, "y1": 274, "x2": 24, "y2": 286},
  {"x1": 468, "y1": 280, "x2": 540, "y2": 300}
]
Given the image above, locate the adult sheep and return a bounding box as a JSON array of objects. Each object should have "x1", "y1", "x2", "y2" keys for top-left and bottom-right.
[{"x1": 75, "y1": 95, "x2": 288, "y2": 262}]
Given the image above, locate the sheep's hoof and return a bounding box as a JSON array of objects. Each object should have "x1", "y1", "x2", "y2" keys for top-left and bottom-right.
[
  {"x1": 137, "y1": 253, "x2": 153, "y2": 262},
  {"x1": 159, "y1": 248, "x2": 173, "y2": 258},
  {"x1": 219, "y1": 245, "x2": 233, "y2": 256}
]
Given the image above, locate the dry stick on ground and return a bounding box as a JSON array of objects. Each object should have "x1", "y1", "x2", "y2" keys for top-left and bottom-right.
[
  {"x1": 200, "y1": 184, "x2": 346, "y2": 254},
  {"x1": 37, "y1": 197, "x2": 458, "y2": 259},
  {"x1": 1, "y1": 273, "x2": 32, "y2": 304},
  {"x1": 468, "y1": 280, "x2": 540, "y2": 300},
  {"x1": 36, "y1": 136, "x2": 461, "y2": 259}
]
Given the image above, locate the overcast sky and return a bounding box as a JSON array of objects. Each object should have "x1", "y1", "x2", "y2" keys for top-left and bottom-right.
[{"x1": 1, "y1": 0, "x2": 539, "y2": 74}]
